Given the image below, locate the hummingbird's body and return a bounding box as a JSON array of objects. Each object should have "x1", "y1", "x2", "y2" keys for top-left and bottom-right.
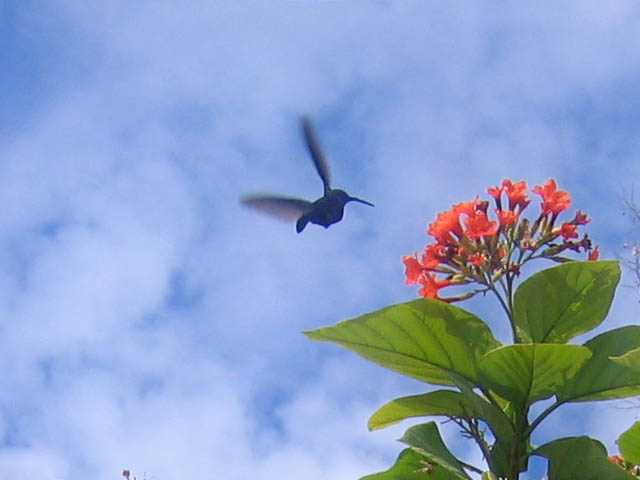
[
  {"x1": 296, "y1": 189, "x2": 353, "y2": 233},
  {"x1": 241, "y1": 117, "x2": 374, "y2": 233}
]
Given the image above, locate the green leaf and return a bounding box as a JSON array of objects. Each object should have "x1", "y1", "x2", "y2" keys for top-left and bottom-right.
[
  {"x1": 513, "y1": 260, "x2": 620, "y2": 343},
  {"x1": 360, "y1": 448, "x2": 458, "y2": 480},
  {"x1": 534, "y1": 436, "x2": 637, "y2": 480},
  {"x1": 558, "y1": 326, "x2": 640, "y2": 402},
  {"x1": 619, "y1": 421, "x2": 640, "y2": 465},
  {"x1": 368, "y1": 390, "x2": 474, "y2": 431},
  {"x1": 612, "y1": 346, "x2": 640, "y2": 375},
  {"x1": 478, "y1": 344, "x2": 591, "y2": 405},
  {"x1": 446, "y1": 372, "x2": 515, "y2": 444},
  {"x1": 399, "y1": 422, "x2": 471, "y2": 480},
  {"x1": 304, "y1": 299, "x2": 500, "y2": 386},
  {"x1": 444, "y1": 372, "x2": 516, "y2": 477}
]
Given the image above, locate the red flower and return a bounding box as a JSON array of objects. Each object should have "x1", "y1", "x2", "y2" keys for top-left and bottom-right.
[
  {"x1": 418, "y1": 272, "x2": 452, "y2": 299},
  {"x1": 423, "y1": 242, "x2": 445, "y2": 267},
  {"x1": 487, "y1": 184, "x2": 503, "y2": 200},
  {"x1": 428, "y1": 208, "x2": 462, "y2": 245},
  {"x1": 468, "y1": 252, "x2": 485, "y2": 266},
  {"x1": 572, "y1": 210, "x2": 590, "y2": 225},
  {"x1": 463, "y1": 211, "x2": 498, "y2": 239},
  {"x1": 503, "y1": 179, "x2": 530, "y2": 210},
  {"x1": 403, "y1": 243, "x2": 445, "y2": 285},
  {"x1": 404, "y1": 177, "x2": 595, "y2": 304},
  {"x1": 402, "y1": 255, "x2": 424, "y2": 284},
  {"x1": 496, "y1": 209, "x2": 518, "y2": 227},
  {"x1": 453, "y1": 199, "x2": 480, "y2": 216},
  {"x1": 532, "y1": 179, "x2": 571, "y2": 215},
  {"x1": 558, "y1": 222, "x2": 578, "y2": 240}
]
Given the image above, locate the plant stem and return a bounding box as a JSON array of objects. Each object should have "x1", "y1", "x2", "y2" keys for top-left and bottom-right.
[
  {"x1": 459, "y1": 460, "x2": 484, "y2": 475},
  {"x1": 525, "y1": 400, "x2": 563, "y2": 437}
]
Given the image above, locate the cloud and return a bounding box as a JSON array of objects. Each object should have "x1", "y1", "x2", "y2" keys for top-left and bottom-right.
[{"x1": 0, "y1": 1, "x2": 639, "y2": 478}]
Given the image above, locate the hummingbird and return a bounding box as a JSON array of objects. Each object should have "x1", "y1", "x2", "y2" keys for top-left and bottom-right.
[{"x1": 241, "y1": 117, "x2": 374, "y2": 233}]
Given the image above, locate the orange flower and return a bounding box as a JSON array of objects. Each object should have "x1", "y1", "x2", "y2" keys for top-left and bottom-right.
[
  {"x1": 503, "y1": 179, "x2": 530, "y2": 210},
  {"x1": 532, "y1": 179, "x2": 571, "y2": 215},
  {"x1": 487, "y1": 184, "x2": 503, "y2": 200},
  {"x1": 418, "y1": 272, "x2": 452, "y2": 299},
  {"x1": 558, "y1": 222, "x2": 578, "y2": 240},
  {"x1": 428, "y1": 208, "x2": 463, "y2": 245},
  {"x1": 453, "y1": 199, "x2": 480, "y2": 216},
  {"x1": 463, "y1": 211, "x2": 498, "y2": 239},
  {"x1": 423, "y1": 242, "x2": 445, "y2": 268},
  {"x1": 469, "y1": 252, "x2": 485, "y2": 266},
  {"x1": 496, "y1": 209, "x2": 518, "y2": 227},
  {"x1": 571, "y1": 210, "x2": 590, "y2": 225},
  {"x1": 403, "y1": 243, "x2": 445, "y2": 285},
  {"x1": 402, "y1": 255, "x2": 424, "y2": 284},
  {"x1": 404, "y1": 177, "x2": 595, "y2": 303}
]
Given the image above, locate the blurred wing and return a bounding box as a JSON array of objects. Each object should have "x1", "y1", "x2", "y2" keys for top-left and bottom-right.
[
  {"x1": 300, "y1": 116, "x2": 331, "y2": 193},
  {"x1": 241, "y1": 195, "x2": 313, "y2": 222}
]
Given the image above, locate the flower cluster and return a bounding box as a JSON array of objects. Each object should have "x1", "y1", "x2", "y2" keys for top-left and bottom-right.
[{"x1": 403, "y1": 179, "x2": 598, "y2": 302}]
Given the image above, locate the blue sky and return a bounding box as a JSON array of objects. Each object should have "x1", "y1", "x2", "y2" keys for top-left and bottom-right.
[{"x1": 1, "y1": 1, "x2": 640, "y2": 478}]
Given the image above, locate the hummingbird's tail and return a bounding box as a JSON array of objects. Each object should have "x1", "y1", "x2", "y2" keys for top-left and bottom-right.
[{"x1": 296, "y1": 215, "x2": 310, "y2": 233}]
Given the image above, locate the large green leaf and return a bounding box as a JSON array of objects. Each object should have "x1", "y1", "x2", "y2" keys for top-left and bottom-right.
[
  {"x1": 557, "y1": 326, "x2": 640, "y2": 402},
  {"x1": 446, "y1": 372, "x2": 515, "y2": 444},
  {"x1": 533, "y1": 436, "x2": 636, "y2": 480},
  {"x1": 368, "y1": 390, "x2": 474, "y2": 431},
  {"x1": 619, "y1": 421, "x2": 640, "y2": 466},
  {"x1": 304, "y1": 299, "x2": 500, "y2": 386},
  {"x1": 360, "y1": 448, "x2": 458, "y2": 480},
  {"x1": 445, "y1": 372, "x2": 516, "y2": 477},
  {"x1": 513, "y1": 260, "x2": 620, "y2": 343},
  {"x1": 399, "y1": 422, "x2": 471, "y2": 480},
  {"x1": 478, "y1": 344, "x2": 591, "y2": 405}
]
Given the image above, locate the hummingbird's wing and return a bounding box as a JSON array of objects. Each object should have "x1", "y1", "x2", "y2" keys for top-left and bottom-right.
[
  {"x1": 300, "y1": 117, "x2": 331, "y2": 195},
  {"x1": 241, "y1": 195, "x2": 314, "y2": 222}
]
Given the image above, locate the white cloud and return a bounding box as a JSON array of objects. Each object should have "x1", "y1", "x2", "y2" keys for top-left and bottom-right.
[{"x1": 0, "y1": 1, "x2": 639, "y2": 478}]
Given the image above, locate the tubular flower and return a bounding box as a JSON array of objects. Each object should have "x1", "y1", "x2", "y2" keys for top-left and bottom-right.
[
  {"x1": 428, "y1": 208, "x2": 463, "y2": 245},
  {"x1": 487, "y1": 184, "x2": 503, "y2": 200},
  {"x1": 402, "y1": 255, "x2": 425, "y2": 284},
  {"x1": 418, "y1": 272, "x2": 453, "y2": 301},
  {"x1": 403, "y1": 178, "x2": 597, "y2": 301},
  {"x1": 402, "y1": 243, "x2": 446, "y2": 284},
  {"x1": 487, "y1": 185, "x2": 503, "y2": 210},
  {"x1": 496, "y1": 209, "x2": 518, "y2": 227},
  {"x1": 468, "y1": 252, "x2": 485, "y2": 266},
  {"x1": 463, "y1": 211, "x2": 498, "y2": 239},
  {"x1": 423, "y1": 242, "x2": 447, "y2": 267},
  {"x1": 557, "y1": 222, "x2": 578, "y2": 240},
  {"x1": 571, "y1": 210, "x2": 590, "y2": 225},
  {"x1": 533, "y1": 179, "x2": 571, "y2": 215},
  {"x1": 453, "y1": 198, "x2": 481, "y2": 216},
  {"x1": 502, "y1": 179, "x2": 530, "y2": 210}
]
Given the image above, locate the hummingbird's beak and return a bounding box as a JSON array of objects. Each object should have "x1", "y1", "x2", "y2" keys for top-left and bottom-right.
[{"x1": 349, "y1": 196, "x2": 375, "y2": 207}]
